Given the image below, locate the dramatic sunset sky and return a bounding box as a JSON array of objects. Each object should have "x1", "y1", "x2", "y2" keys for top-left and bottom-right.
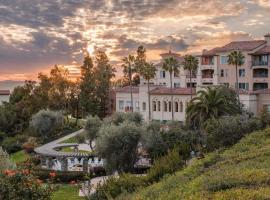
[{"x1": 0, "y1": 0, "x2": 270, "y2": 81}]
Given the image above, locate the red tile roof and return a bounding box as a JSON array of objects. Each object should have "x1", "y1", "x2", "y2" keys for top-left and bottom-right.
[
  {"x1": 202, "y1": 40, "x2": 266, "y2": 56},
  {"x1": 115, "y1": 86, "x2": 139, "y2": 93},
  {"x1": 252, "y1": 45, "x2": 270, "y2": 55},
  {"x1": 0, "y1": 90, "x2": 10, "y2": 95},
  {"x1": 149, "y1": 87, "x2": 196, "y2": 95}
]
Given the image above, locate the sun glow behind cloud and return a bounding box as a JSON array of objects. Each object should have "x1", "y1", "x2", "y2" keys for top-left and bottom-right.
[{"x1": 0, "y1": 0, "x2": 270, "y2": 81}]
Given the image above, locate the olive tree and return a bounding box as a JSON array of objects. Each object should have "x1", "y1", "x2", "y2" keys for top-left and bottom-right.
[
  {"x1": 30, "y1": 109, "x2": 64, "y2": 141},
  {"x1": 96, "y1": 122, "x2": 142, "y2": 173},
  {"x1": 85, "y1": 116, "x2": 102, "y2": 150}
]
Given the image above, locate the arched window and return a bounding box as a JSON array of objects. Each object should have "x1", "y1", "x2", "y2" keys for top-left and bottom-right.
[
  {"x1": 175, "y1": 102, "x2": 179, "y2": 112},
  {"x1": 169, "y1": 101, "x2": 172, "y2": 112},
  {"x1": 153, "y1": 101, "x2": 157, "y2": 111},
  {"x1": 179, "y1": 102, "x2": 183, "y2": 112},
  {"x1": 158, "y1": 101, "x2": 161, "y2": 111},
  {"x1": 163, "y1": 101, "x2": 167, "y2": 112}
]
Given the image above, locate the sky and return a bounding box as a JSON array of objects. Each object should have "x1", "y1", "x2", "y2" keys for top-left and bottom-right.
[{"x1": 0, "y1": 0, "x2": 270, "y2": 81}]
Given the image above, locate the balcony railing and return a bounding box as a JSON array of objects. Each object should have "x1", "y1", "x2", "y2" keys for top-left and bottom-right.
[
  {"x1": 186, "y1": 75, "x2": 197, "y2": 78},
  {"x1": 201, "y1": 61, "x2": 214, "y2": 65},
  {"x1": 253, "y1": 73, "x2": 268, "y2": 78},
  {"x1": 202, "y1": 75, "x2": 213, "y2": 78},
  {"x1": 252, "y1": 60, "x2": 269, "y2": 66}
]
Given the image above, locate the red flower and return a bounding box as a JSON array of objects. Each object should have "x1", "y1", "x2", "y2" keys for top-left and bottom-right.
[
  {"x1": 49, "y1": 171, "x2": 56, "y2": 178},
  {"x1": 36, "y1": 179, "x2": 43, "y2": 185},
  {"x1": 4, "y1": 169, "x2": 16, "y2": 177},
  {"x1": 22, "y1": 169, "x2": 30, "y2": 175}
]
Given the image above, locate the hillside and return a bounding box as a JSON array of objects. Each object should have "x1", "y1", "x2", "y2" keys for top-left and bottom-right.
[{"x1": 125, "y1": 128, "x2": 270, "y2": 200}]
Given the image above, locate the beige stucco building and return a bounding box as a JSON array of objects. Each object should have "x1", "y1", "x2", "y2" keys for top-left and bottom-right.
[{"x1": 115, "y1": 34, "x2": 270, "y2": 122}]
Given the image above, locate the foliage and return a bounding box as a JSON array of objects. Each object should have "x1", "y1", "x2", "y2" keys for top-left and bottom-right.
[
  {"x1": 259, "y1": 107, "x2": 270, "y2": 128},
  {"x1": 2, "y1": 134, "x2": 28, "y2": 153},
  {"x1": 85, "y1": 116, "x2": 102, "y2": 149},
  {"x1": 204, "y1": 115, "x2": 262, "y2": 151},
  {"x1": 128, "y1": 128, "x2": 270, "y2": 200},
  {"x1": 0, "y1": 168, "x2": 55, "y2": 200},
  {"x1": 105, "y1": 112, "x2": 143, "y2": 126},
  {"x1": 22, "y1": 137, "x2": 38, "y2": 153},
  {"x1": 182, "y1": 54, "x2": 198, "y2": 97},
  {"x1": 96, "y1": 122, "x2": 142, "y2": 173},
  {"x1": 32, "y1": 169, "x2": 88, "y2": 183},
  {"x1": 186, "y1": 86, "x2": 241, "y2": 129},
  {"x1": 89, "y1": 174, "x2": 146, "y2": 200},
  {"x1": 30, "y1": 109, "x2": 64, "y2": 141},
  {"x1": 0, "y1": 147, "x2": 13, "y2": 171}
]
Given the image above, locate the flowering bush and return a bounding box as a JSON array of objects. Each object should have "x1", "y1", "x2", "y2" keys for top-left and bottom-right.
[{"x1": 0, "y1": 168, "x2": 55, "y2": 200}]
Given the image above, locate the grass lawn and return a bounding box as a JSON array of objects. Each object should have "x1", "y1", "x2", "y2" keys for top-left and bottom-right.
[
  {"x1": 52, "y1": 184, "x2": 84, "y2": 200},
  {"x1": 10, "y1": 150, "x2": 30, "y2": 163},
  {"x1": 61, "y1": 147, "x2": 91, "y2": 154}
]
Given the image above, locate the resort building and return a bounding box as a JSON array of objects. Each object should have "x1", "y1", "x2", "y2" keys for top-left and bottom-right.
[{"x1": 115, "y1": 34, "x2": 270, "y2": 122}]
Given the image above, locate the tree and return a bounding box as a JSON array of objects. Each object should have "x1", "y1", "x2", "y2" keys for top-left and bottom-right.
[
  {"x1": 122, "y1": 54, "x2": 136, "y2": 112},
  {"x1": 228, "y1": 51, "x2": 245, "y2": 102},
  {"x1": 95, "y1": 51, "x2": 116, "y2": 118},
  {"x1": 135, "y1": 45, "x2": 147, "y2": 73},
  {"x1": 182, "y1": 55, "x2": 198, "y2": 99},
  {"x1": 139, "y1": 62, "x2": 156, "y2": 120},
  {"x1": 80, "y1": 55, "x2": 97, "y2": 116},
  {"x1": 0, "y1": 147, "x2": 12, "y2": 171},
  {"x1": 85, "y1": 116, "x2": 102, "y2": 150},
  {"x1": 186, "y1": 86, "x2": 241, "y2": 129},
  {"x1": 67, "y1": 80, "x2": 81, "y2": 125},
  {"x1": 96, "y1": 122, "x2": 142, "y2": 173},
  {"x1": 30, "y1": 110, "x2": 64, "y2": 142},
  {"x1": 162, "y1": 57, "x2": 180, "y2": 120}
]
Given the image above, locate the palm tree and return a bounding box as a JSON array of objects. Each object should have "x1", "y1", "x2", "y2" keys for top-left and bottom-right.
[
  {"x1": 228, "y1": 51, "x2": 245, "y2": 102},
  {"x1": 139, "y1": 62, "x2": 157, "y2": 121},
  {"x1": 186, "y1": 86, "x2": 241, "y2": 129},
  {"x1": 182, "y1": 55, "x2": 198, "y2": 99},
  {"x1": 122, "y1": 54, "x2": 136, "y2": 112},
  {"x1": 162, "y1": 57, "x2": 180, "y2": 120}
]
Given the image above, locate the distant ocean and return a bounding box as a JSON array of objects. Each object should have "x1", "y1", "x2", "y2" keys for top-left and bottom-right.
[{"x1": 0, "y1": 80, "x2": 24, "y2": 91}]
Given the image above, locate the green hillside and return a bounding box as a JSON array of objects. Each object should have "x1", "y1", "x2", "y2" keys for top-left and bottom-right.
[{"x1": 126, "y1": 128, "x2": 270, "y2": 200}]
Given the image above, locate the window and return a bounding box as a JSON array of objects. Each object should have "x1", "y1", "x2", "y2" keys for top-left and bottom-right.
[
  {"x1": 158, "y1": 101, "x2": 161, "y2": 111},
  {"x1": 174, "y1": 82, "x2": 180, "y2": 88},
  {"x1": 163, "y1": 101, "x2": 167, "y2": 112},
  {"x1": 119, "y1": 100, "x2": 124, "y2": 110},
  {"x1": 126, "y1": 101, "x2": 131, "y2": 107},
  {"x1": 175, "y1": 102, "x2": 179, "y2": 112},
  {"x1": 263, "y1": 105, "x2": 270, "y2": 112},
  {"x1": 239, "y1": 69, "x2": 245, "y2": 77},
  {"x1": 179, "y1": 102, "x2": 183, "y2": 112},
  {"x1": 160, "y1": 70, "x2": 166, "y2": 78},
  {"x1": 220, "y1": 69, "x2": 224, "y2": 77},
  {"x1": 142, "y1": 102, "x2": 146, "y2": 111},
  {"x1": 174, "y1": 71, "x2": 179, "y2": 77},
  {"x1": 135, "y1": 101, "x2": 139, "y2": 110},
  {"x1": 220, "y1": 56, "x2": 228, "y2": 65},
  {"x1": 153, "y1": 101, "x2": 157, "y2": 111},
  {"x1": 239, "y1": 83, "x2": 249, "y2": 90},
  {"x1": 169, "y1": 101, "x2": 172, "y2": 112}
]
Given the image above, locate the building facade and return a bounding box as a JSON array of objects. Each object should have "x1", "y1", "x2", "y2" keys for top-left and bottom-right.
[{"x1": 115, "y1": 34, "x2": 270, "y2": 122}]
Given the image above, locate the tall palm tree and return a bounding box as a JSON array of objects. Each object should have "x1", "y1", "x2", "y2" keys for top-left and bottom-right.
[
  {"x1": 122, "y1": 54, "x2": 136, "y2": 112},
  {"x1": 186, "y1": 86, "x2": 240, "y2": 129},
  {"x1": 182, "y1": 55, "x2": 198, "y2": 99},
  {"x1": 228, "y1": 51, "x2": 245, "y2": 102},
  {"x1": 162, "y1": 57, "x2": 180, "y2": 120},
  {"x1": 140, "y1": 62, "x2": 157, "y2": 121}
]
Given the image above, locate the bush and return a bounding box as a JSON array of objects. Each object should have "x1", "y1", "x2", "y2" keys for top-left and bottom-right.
[
  {"x1": 32, "y1": 169, "x2": 88, "y2": 183},
  {"x1": 85, "y1": 116, "x2": 102, "y2": 149},
  {"x1": 0, "y1": 169, "x2": 55, "y2": 200},
  {"x1": 96, "y1": 122, "x2": 142, "y2": 172},
  {"x1": 22, "y1": 137, "x2": 38, "y2": 153},
  {"x1": 146, "y1": 147, "x2": 184, "y2": 183},
  {"x1": 105, "y1": 112, "x2": 143, "y2": 125},
  {"x1": 204, "y1": 115, "x2": 263, "y2": 151},
  {"x1": 30, "y1": 109, "x2": 64, "y2": 142},
  {"x1": 0, "y1": 147, "x2": 13, "y2": 171},
  {"x1": 2, "y1": 134, "x2": 28, "y2": 153},
  {"x1": 90, "y1": 174, "x2": 146, "y2": 200}
]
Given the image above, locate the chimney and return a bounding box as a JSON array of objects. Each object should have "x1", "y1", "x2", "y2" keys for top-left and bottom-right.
[{"x1": 264, "y1": 33, "x2": 270, "y2": 45}]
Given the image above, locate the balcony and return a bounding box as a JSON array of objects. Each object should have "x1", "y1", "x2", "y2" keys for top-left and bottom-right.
[
  {"x1": 252, "y1": 60, "x2": 268, "y2": 66},
  {"x1": 253, "y1": 68, "x2": 268, "y2": 78},
  {"x1": 253, "y1": 83, "x2": 268, "y2": 91}
]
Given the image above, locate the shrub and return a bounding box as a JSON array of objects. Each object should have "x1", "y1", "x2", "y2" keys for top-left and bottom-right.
[
  {"x1": 105, "y1": 112, "x2": 143, "y2": 125},
  {"x1": 89, "y1": 174, "x2": 146, "y2": 200},
  {"x1": 30, "y1": 109, "x2": 64, "y2": 141},
  {"x1": 146, "y1": 147, "x2": 184, "y2": 183},
  {"x1": 32, "y1": 169, "x2": 88, "y2": 183},
  {"x1": 22, "y1": 137, "x2": 38, "y2": 153},
  {"x1": 0, "y1": 169, "x2": 55, "y2": 200},
  {"x1": 2, "y1": 134, "x2": 28, "y2": 153},
  {"x1": 96, "y1": 122, "x2": 142, "y2": 172},
  {"x1": 204, "y1": 115, "x2": 263, "y2": 151},
  {"x1": 0, "y1": 147, "x2": 13, "y2": 171}
]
